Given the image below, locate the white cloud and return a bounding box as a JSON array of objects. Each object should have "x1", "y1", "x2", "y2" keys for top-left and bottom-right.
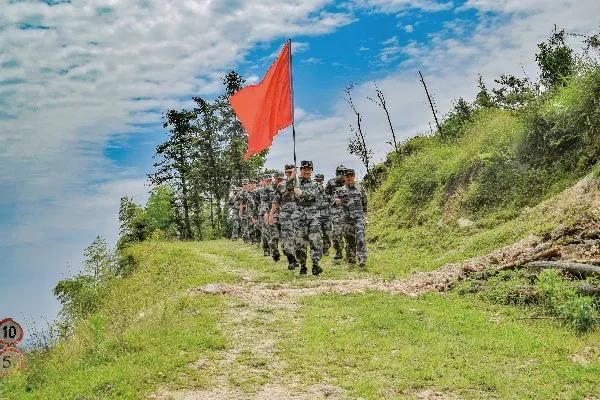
[
  {"x1": 302, "y1": 57, "x2": 323, "y2": 64},
  {"x1": 379, "y1": 35, "x2": 402, "y2": 63},
  {"x1": 405, "y1": 24, "x2": 414, "y2": 33},
  {"x1": 350, "y1": 0, "x2": 454, "y2": 13}
]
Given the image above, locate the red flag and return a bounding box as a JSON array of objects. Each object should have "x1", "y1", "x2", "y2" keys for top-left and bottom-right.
[{"x1": 230, "y1": 41, "x2": 293, "y2": 160}]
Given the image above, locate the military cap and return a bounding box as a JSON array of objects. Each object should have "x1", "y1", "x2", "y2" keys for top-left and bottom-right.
[
  {"x1": 273, "y1": 171, "x2": 283, "y2": 178},
  {"x1": 336, "y1": 165, "x2": 347, "y2": 174},
  {"x1": 241, "y1": 178, "x2": 249, "y2": 184},
  {"x1": 263, "y1": 174, "x2": 273, "y2": 180},
  {"x1": 315, "y1": 173, "x2": 324, "y2": 181},
  {"x1": 284, "y1": 164, "x2": 295, "y2": 171},
  {"x1": 249, "y1": 178, "x2": 257, "y2": 184},
  {"x1": 344, "y1": 168, "x2": 355, "y2": 176},
  {"x1": 300, "y1": 160, "x2": 313, "y2": 169}
]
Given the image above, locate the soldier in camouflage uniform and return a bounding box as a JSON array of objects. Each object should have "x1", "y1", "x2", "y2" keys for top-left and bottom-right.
[
  {"x1": 314, "y1": 173, "x2": 332, "y2": 255},
  {"x1": 239, "y1": 179, "x2": 251, "y2": 243},
  {"x1": 267, "y1": 171, "x2": 284, "y2": 262},
  {"x1": 326, "y1": 165, "x2": 347, "y2": 259},
  {"x1": 259, "y1": 174, "x2": 274, "y2": 256},
  {"x1": 249, "y1": 179, "x2": 260, "y2": 244},
  {"x1": 335, "y1": 168, "x2": 368, "y2": 267},
  {"x1": 228, "y1": 186, "x2": 242, "y2": 240},
  {"x1": 272, "y1": 164, "x2": 299, "y2": 270},
  {"x1": 293, "y1": 160, "x2": 323, "y2": 275}
]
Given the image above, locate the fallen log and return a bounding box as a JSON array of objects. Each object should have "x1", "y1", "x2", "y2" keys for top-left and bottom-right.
[
  {"x1": 576, "y1": 283, "x2": 600, "y2": 296},
  {"x1": 524, "y1": 261, "x2": 600, "y2": 278}
]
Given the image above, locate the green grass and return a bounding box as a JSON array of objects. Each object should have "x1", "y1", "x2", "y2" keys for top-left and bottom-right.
[
  {"x1": 279, "y1": 292, "x2": 600, "y2": 399},
  {"x1": 1, "y1": 242, "x2": 234, "y2": 400}
]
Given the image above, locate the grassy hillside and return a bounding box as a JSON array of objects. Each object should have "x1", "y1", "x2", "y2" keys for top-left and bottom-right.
[
  {"x1": 2, "y1": 241, "x2": 599, "y2": 399},
  {"x1": 366, "y1": 66, "x2": 600, "y2": 278}
]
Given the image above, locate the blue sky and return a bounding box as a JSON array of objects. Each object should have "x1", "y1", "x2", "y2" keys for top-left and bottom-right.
[{"x1": 1, "y1": 0, "x2": 599, "y2": 342}]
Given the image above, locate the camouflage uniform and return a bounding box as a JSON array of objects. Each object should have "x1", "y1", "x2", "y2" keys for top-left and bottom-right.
[
  {"x1": 335, "y1": 169, "x2": 368, "y2": 265},
  {"x1": 294, "y1": 160, "x2": 323, "y2": 275},
  {"x1": 240, "y1": 182, "x2": 256, "y2": 243},
  {"x1": 315, "y1": 174, "x2": 332, "y2": 255},
  {"x1": 274, "y1": 164, "x2": 299, "y2": 270},
  {"x1": 326, "y1": 165, "x2": 347, "y2": 259},
  {"x1": 268, "y1": 172, "x2": 284, "y2": 262},
  {"x1": 259, "y1": 177, "x2": 274, "y2": 255},
  {"x1": 228, "y1": 187, "x2": 242, "y2": 240}
]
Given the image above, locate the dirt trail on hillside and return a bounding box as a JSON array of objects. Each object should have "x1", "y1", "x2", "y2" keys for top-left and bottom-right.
[{"x1": 149, "y1": 258, "x2": 469, "y2": 400}]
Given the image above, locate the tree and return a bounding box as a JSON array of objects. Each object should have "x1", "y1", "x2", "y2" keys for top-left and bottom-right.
[
  {"x1": 367, "y1": 83, "x2": 398, "y2": 152},
  {"x1": 491, "y1": 74, "x2": 535, "y2": 110},
  {"x1": 474, "y1": 75, "x2": 495, "y2": 109},
  {"x1": 83, "y1": 236, "x2": 114, "y2": 280},
  {"x1": 345, "y1": 83, "x2": 372, "y2": 174},
  {"x1": 536, "y1": 28, "x2": 575, "y2": 90},
  {"x1": 149, "y1": 109, "x2": 197, "y2": 239},
  {"x1": 145, "y1": 185, "x2": 176, "y2": 236},
  {"x1": 118, "y1": 196, "x2": 150, "y2": 246}
]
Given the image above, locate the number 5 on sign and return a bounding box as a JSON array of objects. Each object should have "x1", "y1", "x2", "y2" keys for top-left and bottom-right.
[
  {"x1": 0, "y1": 347, "x2": 24, "y2": 374},
  {"x1": 0, "y1": 318, "x2": 24, "y2": 347}
]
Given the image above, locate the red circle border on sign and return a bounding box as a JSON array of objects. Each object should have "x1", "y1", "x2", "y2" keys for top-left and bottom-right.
[
  {"x1": 0, "y1": 318, "x2": 24, "y2": 347},
  {"x1": 0, "y1": 346, "x2": 25, "y2": 371}
]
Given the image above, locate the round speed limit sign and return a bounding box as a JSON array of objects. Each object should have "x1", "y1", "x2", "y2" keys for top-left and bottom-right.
[
  {"x1": 0, "y1": 318, "x2": 24, "y2": 347},
  {"x1": 0, "y1": 347, "x2": 24, "y2": 374}
]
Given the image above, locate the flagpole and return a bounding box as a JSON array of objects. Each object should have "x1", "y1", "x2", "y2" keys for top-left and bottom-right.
[{"x1": 288, "y1": 38, "x2": 297, "y2": 167}]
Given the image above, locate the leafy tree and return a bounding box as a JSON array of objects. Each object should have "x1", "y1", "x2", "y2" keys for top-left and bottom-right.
[
  {"x1": 536, "y1": 28, "x2": 575, "y2": 90},
  {"x1": 118, "y1": 196, "x2": 150, "y2": 246},
  {"x1": 83, "y1": 236, "x2": 114, "y2": 280},
  {"x1": 149, "y1": 109, "x2": 197, "y2": 239},
  {"x1": 491, "y1": 74, "x2": 535, "y2": 110},
  {"x1": 440, "y1": 98, "x2": 474, "y2": 140},
  {"x1": 474, "y1": 75, "x2": 495, "y2": 109},
  {"x1": 145, "y1": 185, "x2": 176, "y2": 236}
]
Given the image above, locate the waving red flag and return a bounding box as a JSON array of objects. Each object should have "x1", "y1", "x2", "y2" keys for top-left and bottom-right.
[{"x1": 230, "y1": 41, "x2": 293, "y2": 160}]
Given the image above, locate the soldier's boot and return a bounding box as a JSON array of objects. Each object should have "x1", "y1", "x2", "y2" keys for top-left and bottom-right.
[
  {"x1": 299, "y1": 265, "x2": 308, "y2": 275},
  {"x1": 272, "y1": 250, "x2": 280, "y2": 262},
  {"x1": 311, "y1": 263, "x2": 323, "y2": 276},
  {"x1": 287, "y1": 254, "x2": 297, "y2": 270},
  {"x1": 263, "y1": 248, "x2": 270, "y2": 256},
  {"x1": 359, "y1": 261, "x2": 366, "y2": 268},
  {"x1": 333, "y1": 250, "x2": 343, "y2": 260}
]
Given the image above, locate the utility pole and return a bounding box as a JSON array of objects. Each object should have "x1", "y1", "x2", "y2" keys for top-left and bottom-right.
[{"x1": 419, "y1": 71, "x2": 442, "y2": 134}]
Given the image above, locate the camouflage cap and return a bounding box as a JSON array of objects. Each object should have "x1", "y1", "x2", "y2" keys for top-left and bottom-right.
[
  {"x1": 314, "y1": 173, "x2": 324, "y2": 181},
  {"x1": 273, "y1": 171, "x2": 283, "y2": 178},
  {"x1": 263, "y1": 174, "x2": 273, "y2": 180},
  {"x1": 336, "y1": 164, "x2": 347, "y2": 174},
  {"x1": 241, "y1": 178, "x2": 249, "y2": 184},
  {"x1": 249, "y1": 178, "x2": 257, "y2": 184},
  {"x1": 300, "y1": 160, "x2": 313, "y2": 169},
  {"x1": 344, "y1": 168, "x2": 355, "y2": 176},
  {"x1": 284, "y1": 164, "x2": 295, "y2": 171}
]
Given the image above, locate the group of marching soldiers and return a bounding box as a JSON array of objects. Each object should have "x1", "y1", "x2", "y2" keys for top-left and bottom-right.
[{"x1": 228, "y1": 161, "x2": 367, "y2": 276}]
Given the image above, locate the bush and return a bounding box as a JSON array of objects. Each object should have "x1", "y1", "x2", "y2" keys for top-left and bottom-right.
[{"x1": 559, "y1": 296, "x2": 599, "y2": 333}]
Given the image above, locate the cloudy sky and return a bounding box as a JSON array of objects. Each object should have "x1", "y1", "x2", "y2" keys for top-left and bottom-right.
[{"x1": 1, "y1": 0, "x2": 599, "y2": 338}]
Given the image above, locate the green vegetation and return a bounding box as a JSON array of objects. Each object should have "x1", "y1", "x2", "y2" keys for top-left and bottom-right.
[
  {"x1": 280, "y1": 292, "x2": 600, "y2": 399},
  {"x1": 1, "y1": 243, "x2": 235, "y2": 399}
]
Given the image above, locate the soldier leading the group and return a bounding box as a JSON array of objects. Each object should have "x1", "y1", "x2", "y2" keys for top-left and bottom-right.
[
  {"x1": 272, "y1": 164, "x2": 300, "y2": 270},
  {"x1": 293, "y1": 160, "x2": 323, "y2": 275},
  {"x1": 335, "y1": 168, "x2": 368, "y2": 267}
]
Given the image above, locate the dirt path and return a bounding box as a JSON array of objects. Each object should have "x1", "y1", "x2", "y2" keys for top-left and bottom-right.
[{"x1": 148, "y1": 257, "x2": 468, "y2": 400}]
